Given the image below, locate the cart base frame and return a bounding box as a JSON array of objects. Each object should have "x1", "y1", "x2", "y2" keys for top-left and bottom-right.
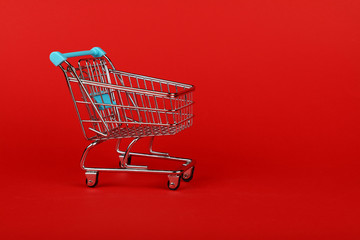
[{"x1": 80, "y1": 136, "x2": 195, "y2": 190}]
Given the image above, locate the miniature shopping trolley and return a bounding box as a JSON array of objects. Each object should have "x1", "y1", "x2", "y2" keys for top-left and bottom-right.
[{"x1": 50, "y1": 47, "x2": 195, "y2": 190}]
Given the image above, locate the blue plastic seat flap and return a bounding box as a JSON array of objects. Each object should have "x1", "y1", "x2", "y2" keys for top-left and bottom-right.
[{"x1": 91, "y1": 92, "x2": 116, "y2": 110}]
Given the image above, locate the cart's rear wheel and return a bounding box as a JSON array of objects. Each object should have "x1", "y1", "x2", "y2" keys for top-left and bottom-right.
[
  {"x1": 182, "y1": 166, "x2": 195, "y2": 182},
  {"x1": 127, "y1": 155, "x2": 132, "y2": 165},
  {"x1": 167, "y1": 175, "x2": 180, "y2": 190},
  {"x1": 85, "y1": 171, "x2": 99, "y2": 188}
]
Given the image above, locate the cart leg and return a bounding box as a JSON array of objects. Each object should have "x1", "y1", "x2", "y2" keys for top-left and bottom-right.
[
  {"x1": 118, "y1": 137, "x2": 146, "y2": 169},
  {"x1": 149, "y1": 136, "x2": 169, "y2": 156},
  {"x1": 80, "y1": 140, "x2": 103, "y2": 171},
  {"x1": 115, "y1": 138, "x2": 125, "y2": 155},
  {"x1": 80, "y1": 140, "x2": 103, "y2": 187}
]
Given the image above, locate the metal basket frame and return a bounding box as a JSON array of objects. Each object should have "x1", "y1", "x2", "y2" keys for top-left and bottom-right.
[{"x1": 54, "y1": 49, "x2": 195, "y2": 190}]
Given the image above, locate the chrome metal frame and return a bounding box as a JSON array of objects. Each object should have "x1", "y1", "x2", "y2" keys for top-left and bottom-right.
[{"x1": 56, "y1": 54, "x2": 195, "y2": 190}]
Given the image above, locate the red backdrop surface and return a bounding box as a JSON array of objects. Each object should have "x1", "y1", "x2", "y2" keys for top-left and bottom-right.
[{"x1": 1, "y1": 0, "x2": 360, "y2": 239}]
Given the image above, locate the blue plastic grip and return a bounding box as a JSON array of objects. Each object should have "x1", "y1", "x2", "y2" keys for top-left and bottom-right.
[{"x1": 50, "y1": 47, "x2": 106, "y2": 66}]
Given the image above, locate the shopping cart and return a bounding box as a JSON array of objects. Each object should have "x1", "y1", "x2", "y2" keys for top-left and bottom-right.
[{"x1": 50, "y1": 47, "x2": 195, "y2": 190}]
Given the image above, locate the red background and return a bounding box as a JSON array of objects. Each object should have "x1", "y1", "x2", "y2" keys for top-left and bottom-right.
[{"x1": 1, "y1": 0, "x2": 360, "y2": 239}]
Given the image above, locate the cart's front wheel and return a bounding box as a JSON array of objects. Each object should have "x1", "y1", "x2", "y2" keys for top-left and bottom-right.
[
  {"x1": 167, "y1": 175, "x2": 180, "y2": 190},
  {"x1": 182, "y1": 166, "x2": 195, "y2": 182},
  {"x1": 85, "y1": 171, "x2": 99, "y2": 188}
]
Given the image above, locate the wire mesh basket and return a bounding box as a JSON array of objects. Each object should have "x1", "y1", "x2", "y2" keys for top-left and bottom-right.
[{"x1": 50, "y1": 47, "x2": 195, "y2": 190}]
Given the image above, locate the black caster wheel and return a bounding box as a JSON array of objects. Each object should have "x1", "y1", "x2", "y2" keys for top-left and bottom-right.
[
  {"x1": 167, "y1": 175, "x2": 180, "y2": 190},
  {"x1": 85, "y1": 172, "x2": 99, "y2": 188},
  {"x1": 182, "y1": 166, "x2": 195, "y2": 182},
  {"x1": 127, "y1": 155, "x2": 132, "y2": 165}
]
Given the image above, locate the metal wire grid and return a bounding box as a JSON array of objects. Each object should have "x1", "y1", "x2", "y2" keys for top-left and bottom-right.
[{"x1": 64, "y1": 57, "x2": 194, "y2": 140}]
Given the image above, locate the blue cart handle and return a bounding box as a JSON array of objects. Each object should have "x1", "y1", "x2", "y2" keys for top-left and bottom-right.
[{"x1": 50, "y1": 47, "x2": 106, "y2": 66}]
